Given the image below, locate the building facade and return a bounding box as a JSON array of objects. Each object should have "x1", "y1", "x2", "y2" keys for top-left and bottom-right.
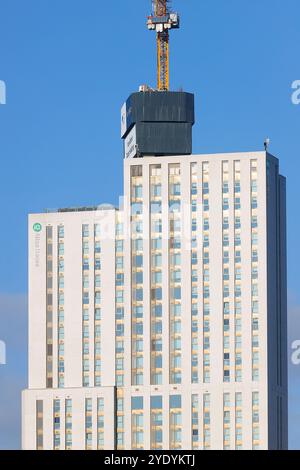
[{"x1": 22, "y1": 150, "x2": 287, "y2": 450}]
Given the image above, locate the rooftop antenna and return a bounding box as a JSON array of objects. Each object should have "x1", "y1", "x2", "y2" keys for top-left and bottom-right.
[
  {"x1": 147, "y1": 1, "x2": 180, "y2": 91},
  {"x1": 264, "y1": 137, "x2": 270, "y2": 151}
]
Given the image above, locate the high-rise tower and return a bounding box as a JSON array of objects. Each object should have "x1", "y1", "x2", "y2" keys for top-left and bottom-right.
[{"x1": 22, "y1": 2, "x2": 288, "y2": 450}]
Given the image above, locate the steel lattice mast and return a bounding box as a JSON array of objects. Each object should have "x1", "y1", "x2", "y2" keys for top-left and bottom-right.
[{"x1": 147, "y1": 1, "x2": 179, "y2": 91}]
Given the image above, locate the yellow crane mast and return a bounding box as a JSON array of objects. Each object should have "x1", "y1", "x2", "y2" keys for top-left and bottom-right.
[{"x1": 147, "y1": 1, "x2": 179, "y2": 91}]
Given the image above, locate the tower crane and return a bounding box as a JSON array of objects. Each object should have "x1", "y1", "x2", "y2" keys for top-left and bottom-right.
[{"x1": 147, "y1": 1, "x2": 179, "y2": 91}]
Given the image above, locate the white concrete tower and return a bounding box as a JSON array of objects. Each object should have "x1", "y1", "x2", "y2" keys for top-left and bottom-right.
[{"x1": 22, "y1": 149, "x2": 287, "y2": 450}]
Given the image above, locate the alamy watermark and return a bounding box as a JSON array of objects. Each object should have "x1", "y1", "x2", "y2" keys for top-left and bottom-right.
[
  {"x1": 0, "y1": 80, "x2": 6, "y2": 105},
  {"x1": 291, "y1": 80, "x2": 300, "y2": 105},
  {"x1": 0, "y1": 340, "x2": 6, "y2": 365},
  {"x1": 291, "y1": 340, "x2": 300, "y2": 365}
]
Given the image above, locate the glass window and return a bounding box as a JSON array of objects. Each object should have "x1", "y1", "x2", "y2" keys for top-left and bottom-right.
[
  {"x1": 134, "y1": 238, "x2": 143, "y2": 252},
  {"x1": 171, "y1": 183, "x2": 181, "y2": 196},
  {"x1": 95, "y1": 259, "x2": 101, "y2": 271},
  {"x1": 133, "y1": 185, "x2": 143, "y2": 199},
  {"x1": 116, "y1": 290, "x2": 124, "y2": 303},
  {"x1": 134, "y1": 255, "x2": 143, "y2": 268},
  {"x1": 116, "y1": 240, "x2": 124, "y2": 252},
  {"x1": 151, "y1": 396, "x2": 163, "y2": 409},
  {"x1": 152, "y1": 237, "x2": 162, "y2": 250},
  {"x1": 83, "y1": 260, "x2": 89, "y2": 271},
  {"x1": 134, "y1": 339, "x2": 144, "y2": 352},
  {"x1": 152, "y1": 254, "x2": 162, "y2": 267},
  {"x1": 151, "y1": 287, "x2": 162, "y2": 301},
  {"x1": 151, "y1": 201, "x2": 162, "y2": 214},
  {"x1": 95, "y1": 308, "x2": 101, "y2": 320},
  {"x1": 152, "y1": 271, "x2": 162, "y2": 284},
  {"x1": 58, "y1": 226, "x2": 64, "y2": 238},
  {"x1": 82, "y1": 224, "x2": 89, "y2": 238},
  {"x1": 170, "y1": 395, "x2": 181, "y2": 409},
  {"x1": 133, "y1": 305, "x2": 143, "y2": 318},
  {"x1": 116, "y1": 223, "x2": 124, "y2": 236},
  {"x1": 117, "y1": 398, "x2": 124, "y2": 412},
  {"x1": 131, "y1": 396, "x2": 143, "y2": 410},
  {"x1": 95, "y1": 275, "x2": 101, "y2": 288},
  {"x1": 131, "y1": 202, "x2": 143, "y2": 215},
  {"x1": 116, "y1": 273, "x2": 124, "y2": 286},
  {"x1": 151, "y1": 184, "x2": 161, "y2": 198},
  {"x1": 134, "y1": 322, "x2": 143, "y2": 335},
  {"x1": 116, "y1": 257, "x2": 124, "y2": 269},
  {"x1": 134, "y1": 288, "x2": 143, "y2": 302}
]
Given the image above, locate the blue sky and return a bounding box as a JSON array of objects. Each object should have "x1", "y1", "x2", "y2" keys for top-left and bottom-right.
[{"x1": 0, "y1": 0, "x2": 299, "y2": 449}]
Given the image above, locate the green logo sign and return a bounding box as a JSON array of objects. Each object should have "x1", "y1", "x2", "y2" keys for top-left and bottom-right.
[{"x1": 33, "y1": 223, "x2": 42, "y2": 233}]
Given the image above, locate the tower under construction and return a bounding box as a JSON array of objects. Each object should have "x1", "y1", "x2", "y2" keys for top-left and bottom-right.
[{"x1": 22, "y1": 1, "x2": 288, "y2": 451}]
